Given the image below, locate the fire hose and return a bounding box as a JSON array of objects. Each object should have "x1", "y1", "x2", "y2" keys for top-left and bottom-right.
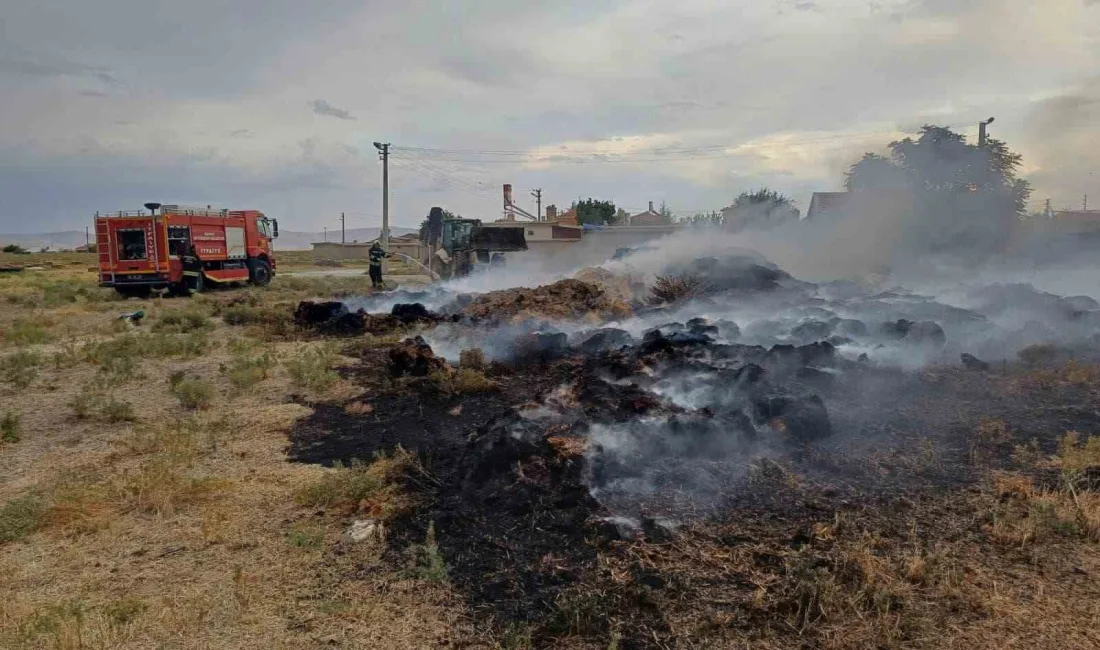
[{"x1": 387, "y1": 251, "x2": 441, "y2": 281}]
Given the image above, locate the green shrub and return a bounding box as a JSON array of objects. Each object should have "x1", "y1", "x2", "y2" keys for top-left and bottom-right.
[
  {"x1": 52, "y1": 341, "x2": 83, "y2": 369},
  {"x1": 101, "y1": 399, "x2": 136, "y2": 423},
  {"x1": 458, "y1": 348, "x2": 486, "y2": 370},
  {"x1": 69, "y1": 385, "x2": 101, "y2": 420},
  {"x1": 170, "y1": 377, "x2": 215, "y2": 410},
  {"x1": 426, "y1": 368, "x2": 498, "y2": 396},
  {"x1": 0, "y1": 494, "x2": 46, "y2": 543},
  {"x1": 649, "y1": 273, "x2": 712, "y2": 305},
  {"x1": 1, "y1": 411, "x2": 20, "y2": 443},
  {"x1": 222, "y1": 304, "x2": 296, "y2": 337},
  {"x1": 69, "y1": 385, "x2": 136, "y2": 422},
  {"x1": 404, "y1": 522, "x2": 448, "y2": 583},
  {"x1": 1018, "y1": 343, "x2": 1059, "y2": 366},
  {"x1": 6, "y1": 276, "x2": 116, "y2": 308},
  {"x1": 151, "y1": 307, "x2": 213, "y2": 334},
  {"x1": 224, "y1": 349, "x2": 276, "y2": 391},
  {"x1": 285, "y1": 346, "x2": 339, "y2": 392},
  {"x1": 3, "y1": 318, "x2": 55, "y2": 345},
  {"x1": 168, "y1": 369, "x2": 187, "y2": 390},
  {"x1": 0, "y1": 350, "x2": 42, "y2": 389},
  {"x1": 105, "y1": 598, "x2": 147, "y2": 626},
  {"x1": 295, "y1": 447, "x2": 422, "y2": 520},
  {"x1": 83, "y1": 332, "x2": 211, "y2": 377},
  {"x1": 286, "y1": 525, "x2": 325, "y2": 550}
]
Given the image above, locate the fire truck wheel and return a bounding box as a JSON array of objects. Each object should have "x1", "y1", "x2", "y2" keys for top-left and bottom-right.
[{"x1": 250, "y1": 260, "x2": 272, "y2": 286}]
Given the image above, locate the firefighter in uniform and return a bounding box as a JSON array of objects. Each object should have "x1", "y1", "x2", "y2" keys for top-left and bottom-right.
[
  {"x1": 182, "y1": 244, "x2": 203, "y2": 293},
  {"x1": 368, "y1": 241, "x2": 391, "y2": 290}
]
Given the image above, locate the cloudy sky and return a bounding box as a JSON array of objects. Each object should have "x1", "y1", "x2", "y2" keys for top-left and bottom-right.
[{"x1": 1, "y1": 0, "x2": 1097, "y2": 233}]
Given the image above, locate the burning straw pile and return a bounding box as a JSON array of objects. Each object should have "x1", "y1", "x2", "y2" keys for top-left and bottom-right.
[
  {"x1": 286, "y1": 249, "x2": 1100, "y2": 648},
  {"x1": 459, "y1": 278, "x2": 633, "y2": 325}
]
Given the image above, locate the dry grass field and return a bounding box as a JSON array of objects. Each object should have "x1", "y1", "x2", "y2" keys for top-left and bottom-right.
[{"x1": 0, "y1": 260, "x2": 474, "y2": 649}]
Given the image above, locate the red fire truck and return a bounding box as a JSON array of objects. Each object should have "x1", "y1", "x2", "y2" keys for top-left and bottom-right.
[{"x1": 95, "y1": 203, "x2": 278, "y2": 297}]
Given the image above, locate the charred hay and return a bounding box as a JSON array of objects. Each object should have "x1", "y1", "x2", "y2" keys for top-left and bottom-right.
[
  {"x1": 288, "y1": 321, "x2": 1100, "y2": 648},
  {"x1": 294, "y1": 300, "x2": 457, "y2": 337},
  {"x1": 458, "y1": 278, "x2": 632, "y2": 325}
]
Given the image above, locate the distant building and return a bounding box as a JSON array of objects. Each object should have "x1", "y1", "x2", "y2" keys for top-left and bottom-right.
[
  {"x1": 630, "y1": 201, "x2": 668, "y2": 226},
  {"x1": 805, "y1": 189, "x2": 912, "y2": 222},
  {"x1": 387, "y1": 233, "x2": 427, "y2": 264},
  {"x1": 1019, "y1": 210, "x2": 1100, "y2": 237},
  {"x1": 1047, "y1": 210, "x2": 1100, "y2": 234},
  {"x1": 493, "y1": 209, "x2": 583, "y2": 260},
  {"x1": 311, "y1": 233, "x2": 428, "y2": 265},
  {"x1": 806, "y1": 192, "x2": 853, "y2": 221}
]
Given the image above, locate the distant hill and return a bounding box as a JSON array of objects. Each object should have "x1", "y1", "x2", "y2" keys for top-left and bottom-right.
[
  {"x1": 0, "y1": 227, "x2": 418, "y2": 252},
  {"x1": 0, "y1": 231, "x2": 90, "y2": 252}
]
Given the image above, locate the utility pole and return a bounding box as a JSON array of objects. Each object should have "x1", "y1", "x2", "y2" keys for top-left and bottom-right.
[
  {"x1": 1085, "y1": 194, "x2": 1089, "y2": 211},
  {"x1": 373, "y1": 142, "x2": 391, "y2": 249},
  {"x1": 85, "y1": 226, "x2": 89, "y2": 248},
  {"x1": 340, "y1": 212, "x2": 346, "y2": 244},
  {"x1": 324, "y1": 226, "x2": 327, "y2": 242},
  {"x1": 531, "y1": 188, "x2": 542, "y2": 221},
  {"x1": 978, "y1": 117, "x2": 995, "y2": 148}
]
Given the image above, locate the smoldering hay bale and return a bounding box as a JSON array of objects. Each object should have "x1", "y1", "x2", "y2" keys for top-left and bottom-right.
[
  {"x1": 458, "y1": 278, "x2": 632, "y2": 325},
  {"x1": 389, "y1": 336, "x2": 447, "y2": 378},
  {"x1": 573, "y1": 266, "x2": 646, "y2": 304}
]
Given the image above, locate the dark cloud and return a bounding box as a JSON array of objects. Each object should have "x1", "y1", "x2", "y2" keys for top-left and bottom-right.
[
  {"x1": 1, "y1": 1, "x2": 372, "y2": 98},
  {"x1": 310, "y1": 100, "x2": 355, "y2": 121},
  {"x1": 0, "y1": 57, "x2": 117, "y2": 84},
  {"x1": 0, "y1": 0, "x2": 1095, "y2": 231},
  {"x1": 1019, "y1": 78, "x2": 1100, "y2": 204}
]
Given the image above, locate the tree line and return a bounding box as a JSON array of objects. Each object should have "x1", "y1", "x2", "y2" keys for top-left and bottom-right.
[{"x1": 418, "y1": 124, "x2": 1031, "y2": 250}]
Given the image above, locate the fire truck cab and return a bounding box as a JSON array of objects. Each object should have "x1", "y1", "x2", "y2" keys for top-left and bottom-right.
[{"x1": 95, "y1": 203, "x2": 278, "y2": 297}]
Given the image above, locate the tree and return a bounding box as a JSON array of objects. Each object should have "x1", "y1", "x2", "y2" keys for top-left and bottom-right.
[
  {"x1": 2, "y1": 244, "x2": 28, "y2": 254},
  {"x1": 845, "y1": 153, "x2": 908, "y2": 191},
  {"x1": 657, "y1": 201, "x2": 675, "y2": 225},
  {"x1": 845, "y1": 125, "x2": 1032, "y2": 255},
  {"x1": 572, "y1": 199, "x2": 617, "y2": 226},
  {"x1": 684, "y1": 211, "x2": 723, "y2": 226},
  {"x1": 720, "y1": 188, "x2": 800, "y2": 231},
  {"x1": 614, "y1": 208, "x2": 630, "y2": 225}
]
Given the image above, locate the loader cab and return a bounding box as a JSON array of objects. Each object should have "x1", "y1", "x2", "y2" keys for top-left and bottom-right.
[{"x1": 441, "y1": 218, "x2": 477, "y2": 254}]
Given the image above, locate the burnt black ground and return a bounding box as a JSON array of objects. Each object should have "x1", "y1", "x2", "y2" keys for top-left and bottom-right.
[{"x1": 286, "y1": 339, "x2": 1100, "y2": 649}]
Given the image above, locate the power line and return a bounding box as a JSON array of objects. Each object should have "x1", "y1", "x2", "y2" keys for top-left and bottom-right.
[
  {"x1": 393, "y1": 156, "x2": 495, "y2": 199},
  {"x1": 391, "y1": 152, "x2": 500, "y2": 202}
]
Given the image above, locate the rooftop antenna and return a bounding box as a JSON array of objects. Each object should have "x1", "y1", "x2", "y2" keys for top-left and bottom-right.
[{"x1": 143, "y1": 202, "x2": 162, "y2": 216}]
